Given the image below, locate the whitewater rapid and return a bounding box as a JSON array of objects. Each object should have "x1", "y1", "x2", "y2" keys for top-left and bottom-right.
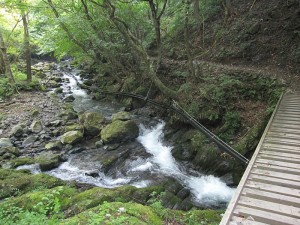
[{"x1": 137, "y1": 122, "x2": 235, "y2": 206}]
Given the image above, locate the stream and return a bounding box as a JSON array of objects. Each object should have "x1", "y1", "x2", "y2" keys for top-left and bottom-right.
[{"x1": 17, "y1": 61, "x2": 235, "y2": 208}]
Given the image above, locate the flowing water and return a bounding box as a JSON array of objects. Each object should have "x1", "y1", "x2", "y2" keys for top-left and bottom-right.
[{"x1": 17, "y1": 61, "x2": 235, "y2": 207}]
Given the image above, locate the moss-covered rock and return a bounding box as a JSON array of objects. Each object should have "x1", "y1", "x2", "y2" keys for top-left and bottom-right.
[
  {"x1": 0, "y1": 146, "x2": 20, "y2": 157},
  {"x1": 101, "y1": 120, "x2": 139, "y2": 144},
  {"x1": 60, "y1": 131, "x2": 83, "y2": 145},
  {"x1": 64, "y1": 124, "x2": 83, "y2": 133},
  {"x1": 8, "y1": 157, "x2": 34, "y2": 168},
  {"x1": 0, "y1": 168, "x2": 65, "y2": 199},
  {"x1": 79, "y1": 112, "x2": 106, "y2": 136},
  {"x1": 0, "y1": 138, "x2": 13, "y2": 148},
  {"x1": 66, "y1": 185, "x2": 163, "y2": 215},
  {"x1": 34, "y1": 152, "x2": 62, "y2": 171},
  {"x1": 112, "y1": 111, "x2": 132, "y2": 122},
  {"x1": 62, "y1": 202, "x2": 162, "y2": 225},
  {"x1": 45, "y1": 141, "x2": 63, "y2": 150},
  {"x1": 30, "y1": 120, "x2": 43, "y2": 133},
  {"x1": 10, "y1": 124, "x2": 25, "y2": 137},
  {"x1": 60, "y1": 109, "x2": 78, "y2": 121},
  {"x1": 0, "y1": 186, "x2": 77, "y2": 213}
]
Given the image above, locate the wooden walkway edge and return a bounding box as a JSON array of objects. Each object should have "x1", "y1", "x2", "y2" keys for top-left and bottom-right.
[{"x1": 220, "y1": 91, "x2": 300, "y2": 225}]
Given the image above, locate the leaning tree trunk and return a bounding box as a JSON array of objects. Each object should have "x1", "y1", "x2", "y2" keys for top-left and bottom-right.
[
  {"x1": 22, "y1": 13, "x2": 32, "y2": 83},
  {"x1": 0, "y1": 30, "x2": 15, "y2": 83}
]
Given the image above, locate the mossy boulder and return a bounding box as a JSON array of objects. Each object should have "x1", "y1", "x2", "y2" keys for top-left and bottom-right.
[
  {"x1": 8, "y1": 157, "x2": 34, "y2": 168},
  {"x1": 34, "y1": 152, "x2": 62, "y2": 171},
  {"x1": 64, "y1": 123, "x2": 83, "y2": 133},
  {"x1": 0, "y1": 186, "x2": 77, "y2": 212},
  {"x1": 112, "y1": 111, "x2": 132, "y2": 122},
  {"x1": 62, "y1": 202, "x2": 162, "y2": 225},
  {"x1": 79, "y1": 112, "x2": 106, "y2": 136},
  {"x1": 101, "y1": 120, "x2": 139, "y2": 144},
  {"x1": 30, "y1": 120, "x2": 43, "y2": 133},
  {"x1": 66, "y1": 185, "x2": 163, "y2": 216},
  {"x1": 45, "y1": 141, "x2": 63, "y2": 150},
  {"x1": 10, "y1": 124, "x2": 25, "y2": 137},
  {"x1": 0, "y1": 168, "x2": 65, "y2": 199},
  {"x1": 60, "y1": 109, "x2": 78, "y2": 121},
  {"x1": 0, "y1": 146, "x2": 20, "y2": 157},
  {"x1": 60, "y1": 131, "x2": 83, "y2": 145},
  {"x1": 0, "y1": 138, "x2": 13, "y2": 148}
]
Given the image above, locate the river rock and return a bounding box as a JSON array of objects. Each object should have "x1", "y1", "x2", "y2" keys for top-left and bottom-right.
[
  {"x1": 0, "y1": 138, "x2": 13, "y2": 148},
  {"x1": 60, "y1": 131, "x2": 83, "y2": 144},
  {"x1": 30, "y1": 120, "x2": 43, "y2": 133},
  {"x1": 22, "y1": 135, "x2": 38, "y2": 147},
  {"x1": 10, "y1": 124, "x2": 24, "y2": 137},
  {"x1": 0, "y1": 146, "x2": 20, "y2": 157},
  {"x1": 60, "y1": 109, "x2": 78, "y2": 121},
  {"x1": 63, "y1": 95, "x2": 75, "y2": 102},
  {"x1": 45, "y1": 141, "x2": 63, "y2": 150},
  {"x1": 79, "y1": 112, "x2": 106, "y2": 136},
  {"x1": 112, "y1": 111, "x2": 132, "y2": 122},
  {"x1": 101, "y1": 120, "x2": 139, "y2": 144},
  {"x1": 64, "y1": 124, "x2": 83, "y2": 132},
  {"x1": 35, "y1": 152, "x2": 62, "y2": 171}
]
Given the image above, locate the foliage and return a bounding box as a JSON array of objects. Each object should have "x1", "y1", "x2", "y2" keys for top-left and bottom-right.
[
  {"x1": 0, "y1": 77, "x2": 14, "y2": 99},
  {"x1": 0, "y1": 187, "x2": 63, "y2": 225}
]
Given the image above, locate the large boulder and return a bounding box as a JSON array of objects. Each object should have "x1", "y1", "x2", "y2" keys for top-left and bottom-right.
[
  {"x1": 35, "y1": 152, "x2": 62, "y2": 171},
  {"x1": 60, "y1": 131, "x2": 83, "y2": 145},
  {"x1": 30, "y1": 120, "x2": 43, "y2": 133},
  {"x1": 79, "y1": 112, "x2": 106, "y2": 136},
  {"x1": 101, "y1": 120, "x2": 139, "y2": 144},
  {"x1": 112, "y1": 111, "x2": 132, "y2": 122},
  {"x1": 0, "y1": 138, "x2": 13, "y2": 148}
]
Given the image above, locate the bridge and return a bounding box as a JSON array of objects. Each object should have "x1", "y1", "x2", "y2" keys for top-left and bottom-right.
[{"x1": 220, "y1": 91, "x2": 300, "y2": 225}]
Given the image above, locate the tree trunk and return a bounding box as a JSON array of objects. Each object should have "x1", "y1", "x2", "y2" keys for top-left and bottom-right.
[
  {"x1": 22, "y1": 13, "x2": 32, "y2": 83},
  {"x1": 0, "y1": 52, "x2": 4, "y2": 75},
  {"x1": 0, "y1": 30, "x2": 15, "y2": 83}
]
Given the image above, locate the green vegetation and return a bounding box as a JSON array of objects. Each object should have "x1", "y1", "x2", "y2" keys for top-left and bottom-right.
[{"x1": 0, "y1": 168, "x2": 223, "y2": 224}]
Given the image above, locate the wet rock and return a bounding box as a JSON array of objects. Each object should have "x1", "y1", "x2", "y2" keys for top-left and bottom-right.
[
  {"x1": 95, "y1": 140, "x2": 104, "y2": 148},
  {"x1": 60, "y1": 109, "x2": 78, "y2": 121},
  {"x1": 48, "y1": 120, "x2": 63, "y2": 127},
  {"x1": 0, "y1": 146, "x2": 20, "y2": 157},
  {"x1": 68, "y1": 147, "x2": 85, "y2": 154},
  {"x1": 45, "y1": 141, "x2": 63, "y2": 150},
  {"x1": 30, "y1": 120, "x2": 43, "y2": 133},
  {"x1": 79, "y1": 112, "x2": 106, "y2": 136},
  {"x1": 10, "y1": 124, "x2": 25, "y2": 137},
  {"x1": 103, "y1": 144, "x2": 120, "y2": 151},
  {"x1": 85, "y1": 171, "x2": 99, "y2": 177},
  {"x1": 63, "y1": 95, "x2": 75, "y2": 102},
  {"x1": 112, "y1": 111, "x2": 132, "y2": 122},
  {"x1": 0, "y1": 138, "x2": 13, "y2": 148},
  {"x1": 47, "y1": 80, "x2": 60, "y2": 88},
  {"x1": 35, "y1": 152, "x2": 62, "y2": 171},
  {"x1": 60, "y1": 131, "x2": 83, "y2": 144},
  {"x1": 22, "y1": 135, "x2": 38, "y2": 147},
  {"x1": 54, "y1": 87, "x2": 63, "y2": 94},
  {"x1": 101, "y1": 120, "x2": 139, "y2": 144},
  {"x1": 31, "y1": 109, "x2": 40, "y2": 117},
  {"x1": 64, "y1": 124, "x2": 83, "y2": 133}
]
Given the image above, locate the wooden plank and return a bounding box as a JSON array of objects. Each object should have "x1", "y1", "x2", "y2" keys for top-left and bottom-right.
[
  {"x1": 242, "y1": 187, "x2": 300, "y2": 207},
  {"x1": 260, "y1": 150, "x2": 300, "y2": 160},
  {"x1": 256, "y1": 158, "x2": 300, "y2": 170},
  {"x1": 233, "y1": 205, "x2": 300, "y2": 225},
  {"x1": 268, "y1": 132, "x2": 300, "y2": 139},
  {"x1": 273, "y1": 119, "x2": 300, "y2": 125},
  {"x1": 238, "y1": 196, "x2": 300, "y2": 218},
  {"x1": 249, "y1": 174, "x2": 300, "y2": 189},
  {"x1": 258, "y1": 153, "x2": 300, "y2": 164},
  {"x1": 271, "y1": 123, "x2": 300, "y2": 129},
  {"x1": 255, "y1": 163, "x2": 300, "y2": 175},
  {"x1": 261, "y1": 143, "x2": 300, "y2": 152},
  {"x1": 265, "y1": 137, "x2": 300, "y2": 146},
  {"x1": 269, "y1": 128, "x2": 300, "y2": 135},
  {"x1": 273, "y1": 116, "x2": 300, "y2": 122},
  {"x1": 251, "y1": 168, "x2": 300, "y2": 182},
  {"x1": 230, "y1": 216, "x2": 269, "y2": 225},
  {"x1": 245, "y1": 180, "x2": 300, "y2": 197}
]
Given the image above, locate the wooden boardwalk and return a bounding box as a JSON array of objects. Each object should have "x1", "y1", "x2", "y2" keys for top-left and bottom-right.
[{"x1": 220, "y1": 91, "x2": 300, "y2": 225}]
